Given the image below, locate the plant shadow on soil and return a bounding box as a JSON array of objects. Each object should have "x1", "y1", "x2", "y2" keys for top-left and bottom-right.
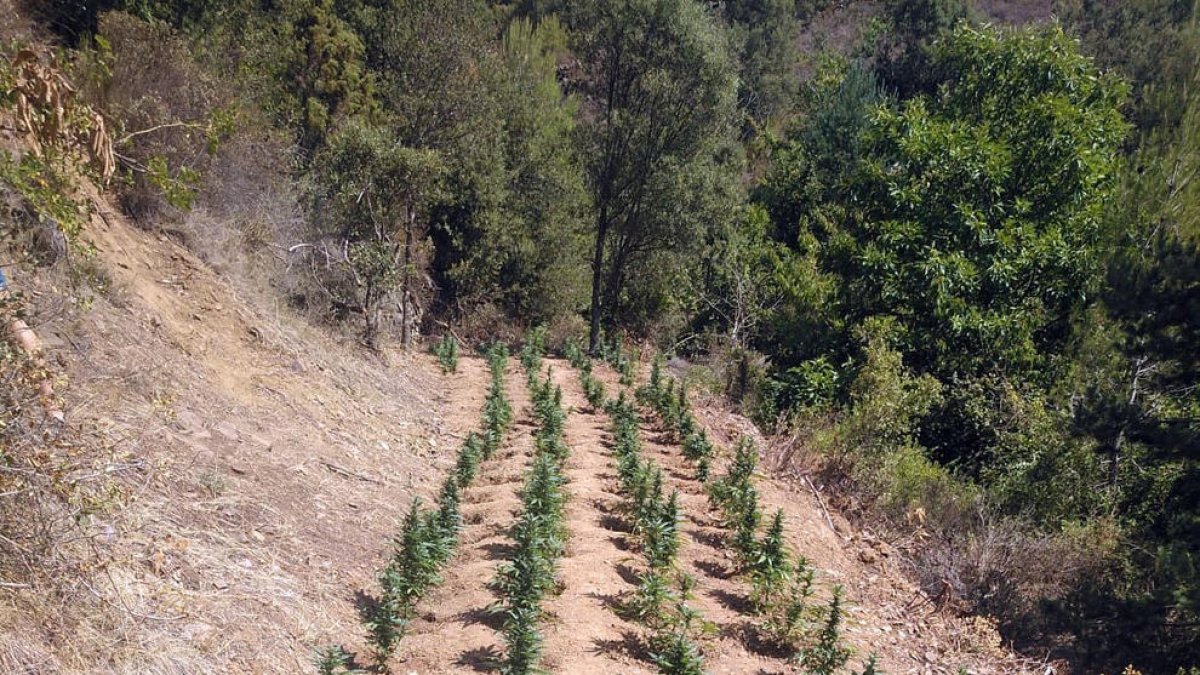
[
  {"x1": 694, "y1": 558, "x2": 734, "y2": 580},
  {"x1": 709, "y1": 586, "x2": 754, "y2": 614},
  {"x1": 458, "y1": 605, "x2": 505, "y2": 630},
  {"x1": 592, "y1": 629, "x2": 653, "y2": 663},
  {"x1": 599, "y1": 513, "x2": 630, "y2": 533},
  {"x1": 740, "y1": 624, "x2": 798, "y2": 660},
  {"x1": 688, "y1": 527, "x2": 726, "y2": 550},
  {"x1": 615, "y1": 562, "x2": 643, "y2": 586},
  {"x1": 456, "y1": 645, "x2": 502, "y2": 672},
  {"x1": 480, "y1": 540, "x2": 516, "y2": 560},
  {"x1": 353, "y1": 589, "x2": 381, "y2": 624}
]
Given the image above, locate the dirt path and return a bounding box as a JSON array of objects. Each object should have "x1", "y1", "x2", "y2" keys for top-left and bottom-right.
[
  {"x1": 540, "y1": 361, "x2": 656, "y2": 674},
  {"x1": 542, "y1": 360, "x2": 793, "y2": 674},
  {"x1": 586, "y1": 358, "x2": 1037, "y2": 674},
  {"x1": 397, "y1": 360, "x2": 536, "y2": 673}
]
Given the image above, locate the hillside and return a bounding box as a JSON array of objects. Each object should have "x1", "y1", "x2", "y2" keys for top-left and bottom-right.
[
  {"x1": 0, "y1": 165, "x2": 1035, "y2": 672},
  {"x1": 2, "y1": 0, "x2": 1197, "y2": 672}
]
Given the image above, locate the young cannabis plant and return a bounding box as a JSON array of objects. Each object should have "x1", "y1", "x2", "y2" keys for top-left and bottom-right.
[
  {"x1": 648, "y1": 580, "x2": 712, "y2": 675},
  {"x1": 520, "y1": 325, "x2": 547, "y2": 376},
  {"x1": 579, "y1": 360, "x2": 608, "y2": 410},
  {"x1": 455, "y1": 431, "x2": 484, "y2": 487},
  {"x1": 563, "y1": 339, "x2": 587, "y2": 369},
  {"x1": 853, "y1": 655, "x2": 881, "y2": 675},
  {"x1": 759, "y1": 555, "x2": 817, "y2": 652},
  {"x1": 748, "y1": 509, "x2": 791, "y2": 611},
  {"x1": 314, "y1": 645, "x2": 361, "y2": 675},
  {"x1": 493, "y1": 362, "x2": 571, "y2": 675},
  {"x1": 432, "y1": 333, "x2": 459, "y2": 374},
  {"x1": 626, "y1": 569, "x2": 676, "y2": 627},
  {"x1": 801, "y1": 585, "x2": 852, "y2": 675}
]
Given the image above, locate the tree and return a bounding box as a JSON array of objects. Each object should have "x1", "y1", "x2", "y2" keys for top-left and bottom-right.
[
  {"x1": 696, "y1": 204, "x2": 783, "y2": 351},
  {"x1": 278, "y1": 0, "x2": 377, "y2": 149},
  {"x1": 436, "y1": 17, "x2": 591, "y2": 324},
  {"x1": 759, "y1": 23, "x2": 1129, "y2": 465},
  {"x1": 570, "y1": 0, "x2": 739, "y2": 352},
  {"x1": 874, "y1": 0, "x2": 969, "y2": 98},
  {"x1": 849, "y1": 24, "x2": 1129, "y2": 385},
  {"x1": 311, "y1": 122, "x2": 443, "y2": 346},
  {"x1": 718, "y1": 0, "x2": 802, "y2": 131}
]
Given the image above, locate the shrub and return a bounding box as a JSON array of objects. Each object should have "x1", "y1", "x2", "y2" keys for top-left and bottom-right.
[{"x1": 78, "y1": 12, "x2": 232, "y2": 222}]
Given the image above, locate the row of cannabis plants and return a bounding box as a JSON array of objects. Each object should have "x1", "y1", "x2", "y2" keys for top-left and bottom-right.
[
  {"x1": 607, "y1": 390, "x2": 711, "y2": 674},
  {"x1": 569, "y1": 343, "x2": 709, "y2": 675},
  {"x1": 317, "y1": 344, "x2": 514, "y2": 674},
  {"x1": 488, "y1": 332, "x2": 573, "y2": 674},
  {"x1": 637, "y1": 358, "x2": 876, "y2": 675}
]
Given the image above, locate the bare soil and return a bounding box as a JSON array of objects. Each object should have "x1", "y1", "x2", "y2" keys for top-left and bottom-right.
[
  {"x1": 1, "y1": 145, "x2": 1035, "y2": 674},
  {"x1": 588, "y1": 360, "x2": 1042, "y2": 675}
]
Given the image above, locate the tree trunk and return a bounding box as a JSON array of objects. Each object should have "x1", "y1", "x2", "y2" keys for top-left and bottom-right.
[
  {"x1": 401, "y1": 205, "x2": 414, "y2": 349},
  {"x1": 589, "y1": 207, "x2": 608, "y2": 355},
  {"x1": 1109, "y1": 357, "x2": 1147, "y2": 488}
]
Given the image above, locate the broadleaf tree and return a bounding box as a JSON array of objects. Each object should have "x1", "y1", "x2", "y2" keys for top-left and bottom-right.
[{"x1": 570, "y1": 0, "x2": 740, "y2": 352}]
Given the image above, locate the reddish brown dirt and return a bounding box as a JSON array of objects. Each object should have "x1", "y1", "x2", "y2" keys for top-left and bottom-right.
[
  {"x1": 544, "y1": 361, "x2": 795, "y2": 674},
  {"x1": 539, "y1": 364, "x2": 655, "y2": 674},
  {"x1": 587, "y1": 360, "x2": 1039, "y2": 675},
  {"x1": 398, "y1": 361, "x2": 537, "y2": 673}
]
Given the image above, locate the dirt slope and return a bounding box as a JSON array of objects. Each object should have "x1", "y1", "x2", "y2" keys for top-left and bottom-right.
[
  {"x1": 4, "y1": 159, "x2": 1035, "y2": 674},
  {"x1": 4, "y1": 183, "x2": 481, "y2": 673},
  {"x1": 588, "y1": 361, "x2": 1040, "y2": 675}
]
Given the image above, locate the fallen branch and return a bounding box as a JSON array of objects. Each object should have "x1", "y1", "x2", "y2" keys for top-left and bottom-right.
[
  {"x1": 803, "y1": 475, "x2": 838, "y2": 536},
  {"x1": 321, "y1": 460, "x2": 384, "y2": 485}
]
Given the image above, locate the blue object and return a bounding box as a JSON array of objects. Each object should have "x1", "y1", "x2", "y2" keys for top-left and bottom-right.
[{"x1": 0, "y1": 265, "x2": 7, "y2": 291}]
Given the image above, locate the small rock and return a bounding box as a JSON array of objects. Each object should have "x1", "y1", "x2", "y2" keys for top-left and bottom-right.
[
  {"x1": 213, "y1": 421, "x2": 240, "y2": 442},
  {"x1": 859, "y1": 548, "x2": 878, "y2": 564}
]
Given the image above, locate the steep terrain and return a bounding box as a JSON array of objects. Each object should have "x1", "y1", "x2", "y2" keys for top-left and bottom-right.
[
  {"x1": 1, "y1": 147, "x2": 1035, "y2": 675},
  {"x1": 2, "y1": 170, "x2": 482, "y2": 671}
]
